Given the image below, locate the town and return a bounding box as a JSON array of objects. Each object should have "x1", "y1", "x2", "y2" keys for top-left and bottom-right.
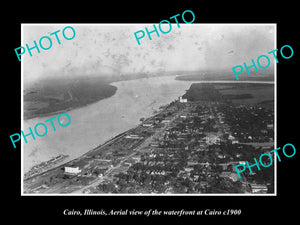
[{"x1": 24, "y1": 83, "x2": 274, "y2": 194}]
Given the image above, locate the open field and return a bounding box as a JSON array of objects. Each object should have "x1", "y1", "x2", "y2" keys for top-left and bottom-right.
[
  {"x1": 214, "y1": 83, "x2": 274, "y2": 109},
  {"x1": 183, "y1": 83, "x2": 274, "y2": 109}
]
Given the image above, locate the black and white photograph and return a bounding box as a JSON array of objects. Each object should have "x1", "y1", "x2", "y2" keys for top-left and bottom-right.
[
  {"x1": 21, "y1": 24, "x2": 275, "y2": 195},
  {"x1": 5, "y1": 5, "x2": 298, "y2": 224}
]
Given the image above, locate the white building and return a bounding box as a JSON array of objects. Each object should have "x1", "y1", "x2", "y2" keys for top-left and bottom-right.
[
  {"x1": 250, "y1": 184, "x2": 268, "y2": 193},
  {"x1": 65, "y1": 166, "x2": 81, "y2": 174},
  {"x1": 161, "y1": 119, "x2": 171, "y2": 124},
  {"x1": 125, "y1": 134, "x2": 143, "y2": 139},
  {"x1": 142, "y1": 123, "x2": 153, "y2": 127},
  {"x1": 179, "y1": 96, "x2": 187, "y2": 103}
]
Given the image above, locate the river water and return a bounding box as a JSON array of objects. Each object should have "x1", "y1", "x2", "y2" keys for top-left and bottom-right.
[
  {"x1": 23, "y1": 76, "x2": 274, "y2": 173},
  {"x1": 23, "y1": 76, "x2": 195, "y2": 173}
]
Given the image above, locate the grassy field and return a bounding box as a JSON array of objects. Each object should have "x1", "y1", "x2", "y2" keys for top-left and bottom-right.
[{"x1": 215, "y1": 83, "x2": 274, "y2": 109}]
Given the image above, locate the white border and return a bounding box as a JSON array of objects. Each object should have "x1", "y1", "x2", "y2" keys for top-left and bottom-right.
[
  {"x1": 21, "y1": 23, "x2": 277, "y2": 196},
  {"x1": 21, "y1": 24, "x2": 24, "y2": 195}
]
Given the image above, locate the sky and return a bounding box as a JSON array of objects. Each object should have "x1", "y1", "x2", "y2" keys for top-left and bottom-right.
[{"x1": 22, "y1": 24, "x2": 275, "y2": 83}]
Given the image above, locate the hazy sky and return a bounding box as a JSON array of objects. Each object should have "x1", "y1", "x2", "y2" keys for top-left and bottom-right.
[{"x1": 22, "y1": 24, "x2": 275, "y2": 82}]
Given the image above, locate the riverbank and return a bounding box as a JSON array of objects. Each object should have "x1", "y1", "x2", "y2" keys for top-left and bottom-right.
[
  {"x1": 23, "y1": 97, "x2": 183, "y2": 193},
  {"x1": 175, "y1": 72, "x2": 274, "y2": 82},
  {"x1": 24, "y1": 77, "x2": 117, "y2": 120},
  {"x1": 23, "y1": 76, "x2": 195, "y2": 174}
]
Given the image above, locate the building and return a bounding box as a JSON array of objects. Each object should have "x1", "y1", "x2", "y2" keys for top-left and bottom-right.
[
  {"x1": 184, "y1": 167, "x2": 193, "y2": 173},
  {"x1": 250, "y1": 184, "x2": 268, "y2": 193},
  {"x1": 228, "y1": 135, "x2": 235, "y2": 141},
  {"x1": 187, "y1": 161, "x2": 198, "y2": 167},
  {"x1": 65, "y1": 166, "x2": 81, "y2": 174},
  {"x1": 142, "y1": 122, "x2": 154, "y2": 127},
  {"x1": 179, "y1": 96, "x2": 187, "y2": 103},
  {"x1": 217, "y1": 153, "x2": 225, "y2": 159},
  {"x1": 125, "y1": 134, "x2": 143, "y2": 139},
  {"x1": 132, "y1": 156, "x2": 141, "y2": 163},
  {"x1": 150, "y1": 142, "x2": 160, "y2": 147},
  {"x1": 161, "y1": 119, "x2": 171, "y2": 124},
  {"x1": 124, "y1": 162, "x2": 132, "y2": 167}
]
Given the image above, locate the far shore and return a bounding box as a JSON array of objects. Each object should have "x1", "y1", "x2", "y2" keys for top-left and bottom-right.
[
  {"x1": 24, "y1": 76, "x2": 274, "y2": 121},
  {"x1": 24, "y1": 84, "x2": 118, "y2": 121}
]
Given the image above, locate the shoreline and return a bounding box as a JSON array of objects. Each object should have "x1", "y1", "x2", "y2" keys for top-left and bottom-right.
[
  {"x1": 24, "y1": 86, "x2": 118, "y2": 121},
  {"x1": 24, "y1": 78, "x2": 273, "y2": 121},
  {"x1": 23, "y1": 113, "x2": 152, "y2": 181},
  {"x1": 175, "y1": 79, "x2": 274, "y2": 84}
]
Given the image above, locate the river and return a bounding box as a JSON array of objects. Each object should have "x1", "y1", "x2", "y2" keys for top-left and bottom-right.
[
  {"x1": 23, "y1": 76, "x2": 274, "y2": 173},
  {"x1": 22, "y1": 76, "x2": 195, "y2": 173}
]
